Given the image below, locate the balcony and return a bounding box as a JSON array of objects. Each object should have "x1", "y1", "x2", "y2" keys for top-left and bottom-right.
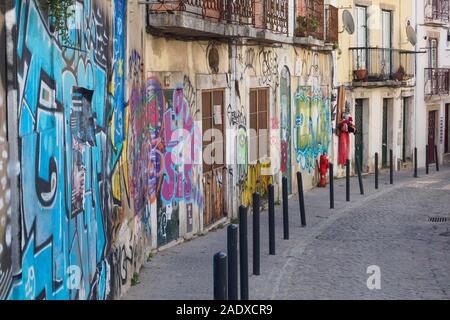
[
  {"x1": 349, "y1": 47, "x2": 416, "y2": 87},
  {"x1": 424, "y1": 0, "x2": 449, "y2": 25},
  {"x1": 295, "y1": 0, "x2": 324, "y2": 43},
  {"x1": 254, "y1": 0, "x2": 289, "y2": 40},
  {"x1": 325, "y1": 4, "x2": 338, "y2": 44},
  {"x1": 146, "y1": 0, "x2": 256, "y2": 38},
  {"x1": 425, "y1": 68, "x2": 450, "y2": 97}
]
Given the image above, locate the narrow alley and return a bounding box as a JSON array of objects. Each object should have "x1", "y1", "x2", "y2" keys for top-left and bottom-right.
[{"x1": 125, "y1": 166, "x2": 450, "y2": 300}]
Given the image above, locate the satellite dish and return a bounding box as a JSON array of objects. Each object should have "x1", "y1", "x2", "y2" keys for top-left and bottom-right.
[
  {"x1": 342, "y1": 10, "x2": 355, "y2": 35},
  {"x1": 406, "y1": 24, "x2": 417, "y2": 46}
]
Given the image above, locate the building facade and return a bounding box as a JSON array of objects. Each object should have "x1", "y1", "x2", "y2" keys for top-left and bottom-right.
[
  {"x1": 415, "y1": 0, "x2": 450, "y2": 167},
  {"x1": 1, "y1": 0, "x2": 338, "y2": 300},
  {"x1": 143, "y1": 0, "x2": 338, "y2": 245},
  {"x1": 335, "y1": 0, "x2": 416, "y2": 174}
]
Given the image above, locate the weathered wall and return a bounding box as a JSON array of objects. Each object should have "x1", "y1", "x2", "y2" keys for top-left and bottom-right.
[
  {"x1": 144, "y1": 36, "x2": 228, "y2": 238},
  {"x1": 234, "y1": 44, "x2": 333, "y2": 204},
  {"x1": 1, "y1": 0, "x2": 335, "y2": 300},
  {"x1": 334, "y1": 0, "x2": 416, "y2": 175},
  {"x1": 0, "y1": 0, "x2": 13, "y2": 300},
  {"x1": 1, "y1": 0, "x2": 149, "y2": 300},
  {"x1": 337, "y1": 0, "x2": 414, "y2": 85},
  {"x1": 416, "y1": 0, "x2": 450, "y2": 166}
]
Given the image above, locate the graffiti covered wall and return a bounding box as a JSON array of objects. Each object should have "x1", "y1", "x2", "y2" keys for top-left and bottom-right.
[
  {"x1": 0, "y1": 0, "x2": 150, "y2": 300},
  {"x1": 1, "y1": 0, "x2": 335, "y2": 300},
  {"x1": 12, "y1": 0, "x2": 113, "y2": 300},
  {"x1": 294, "y1": 86, "x2": 331, "y2": 174},
  {"x1": 0, "y1": 2, "x2": 13, "y2": 300}
]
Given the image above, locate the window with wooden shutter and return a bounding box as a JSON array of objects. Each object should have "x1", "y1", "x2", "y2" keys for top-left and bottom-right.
[{"x1": 249, "y1": 88, "x2": 269, "y2": 163}]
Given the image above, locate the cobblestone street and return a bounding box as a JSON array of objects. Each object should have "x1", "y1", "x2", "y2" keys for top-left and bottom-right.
[{"x1": 125, "y1": 166, "x2": 450, "y2": 300}]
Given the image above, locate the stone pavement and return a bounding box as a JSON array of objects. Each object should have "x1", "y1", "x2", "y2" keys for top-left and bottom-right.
[{"x1": 124, "y1": 165, "x2": 450, "y2": 300}]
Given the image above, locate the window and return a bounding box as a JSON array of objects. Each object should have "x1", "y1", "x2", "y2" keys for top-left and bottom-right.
[
  {"x1": 429, "y1": 38, "x2": 438, "y2": 68},
  {"x1": 356, "y1": 6, "x2": 368, "y2": 47},
  {"x1": 382, "y1": 10, "x2": 393, "y2": 75},
  {"x1": 202, "y1": 90, "x2": 225, "y2": 173},
  {"x1": 249, "y1": 88, "x2": 269, "y2": 163},
  {"x1": 355, "y1": 6, "x2": 368, "y2": 69}
]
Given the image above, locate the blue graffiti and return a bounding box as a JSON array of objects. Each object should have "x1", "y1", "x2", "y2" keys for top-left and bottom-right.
[
  {"x1": 11, "y1": 0, "x2": 110, "y2": 300},
  {"x1": 112, "y1": 0, "x2": 126, "y2": 154}
]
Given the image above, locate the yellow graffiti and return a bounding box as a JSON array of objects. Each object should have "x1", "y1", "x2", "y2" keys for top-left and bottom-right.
[{"x1": 242, "y1": 161, "x2": 273, "y2": 206}]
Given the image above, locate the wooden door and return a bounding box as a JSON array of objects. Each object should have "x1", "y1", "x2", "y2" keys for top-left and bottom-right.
[
  {"x1": 355, "y1": 99, "x2": 364, "y2": 168},
  {"x1": 202, "y1": 90, "x2": 226, "y2": 227}
]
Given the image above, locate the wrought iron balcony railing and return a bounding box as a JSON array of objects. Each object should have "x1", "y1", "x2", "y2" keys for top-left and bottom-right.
[
  {"x1": 147, "y1": 0, "x2": 255, "y2": 25},
  {"x1": 325, "y1": 4, "x2": 338, "y2": 44},
  {"x1": 424, "y1": 0, "x2": 450, "y2": 24},
  {"x1": 295, "y1": 0, "x2": 324, "y2": 40},
  {"x1": 425, "y1": 68, "x2": 450, "y2": 96},
  {"x1": 255, "y1": 0, "x2": 289, "y2": 34},
  {"x1": 349, "y1": 47, "x2": 415, "y2": 83}
]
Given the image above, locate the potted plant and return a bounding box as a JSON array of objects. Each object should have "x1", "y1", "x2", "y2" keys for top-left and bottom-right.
[
  {"x1": 40, "y1": 0, "x2": 76, "y2": 46},
  {"x1": 355, "y1": 69, "x2": 368, "y2": 81},
  {"x1": 354, "y1": 56, "x2": 368, "y2": 81},
  {"x1": 296, "y1": 16, "x2": 319, "y2": 37},
  {"x1": 392, "y1": 65, "x2": 405, "y2": 81}
]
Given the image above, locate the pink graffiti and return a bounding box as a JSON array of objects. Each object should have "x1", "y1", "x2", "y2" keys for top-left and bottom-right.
[{"x1": 161, "y1": 88, "x2": 198, "y2": 205}]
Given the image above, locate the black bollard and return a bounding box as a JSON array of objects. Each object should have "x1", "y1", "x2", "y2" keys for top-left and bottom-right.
[
  {"x1": 227, "y1": 225, "x2": 238, "y2": 300},
  {"x1": 239, "y1": 206, "x2": 249, "y2": 300},
  {"x1": 414, "y1": 147, "x2": 418, "y2": 178},
  {"x1": 390, "y1": 149, "x2": 394, "y2": 185},
  {"x1": 297, "y1": 172, "x2": 307, "y2": 227},
  {"x1": 435, "y1": 145, "x2": 440, "y2": 172},
  {"x1": 426, "y1": 145, "x2": 429, "y2": 175},
  {"x1": 214, "y1": 252, "x2": 228, "y2": 300},
  {"x1": 356, "y1": 156, "x2": 364, "y2": 195},
  {"x1": 282, "y1": 177, "x2": 289, "y2": 240},
  {"x1": 329, "y1": 163, "x2": 334, "y2": 209},
  {"x1": 268, "y1": 184, "x2": 275, "y2": 256},
  {"x1": 252, "y1": 192, "x2": 260, "y2": 276},
  {"x1": 375, "y1": 153, "x2": 379, "y2": 189},
  {"x1": 346, "y1": 160, "x2": 350, "y2": 202}
]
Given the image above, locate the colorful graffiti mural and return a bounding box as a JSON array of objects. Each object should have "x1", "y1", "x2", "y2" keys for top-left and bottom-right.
[
  {"x1": 241, "y1": 162, "x2": 273, "y2": 207},
  {"x1": 0, "y1": 5, "x2": 13, "y2": 300},
  {"x1": 294, "y1": 86, "x2": 331, "y2": 174},
  {"x1": 129, "y1": 76, "x2": 203, "y2": 247},
  {"x1": 11, "y1": 0, "x2": 115, "y2": 300},
  {"x1": 159, "y1": 84, "x2": 202, "y2": 245},
  {"x1": 112, "y1": 0, "x2": 126, "y2": 151}
]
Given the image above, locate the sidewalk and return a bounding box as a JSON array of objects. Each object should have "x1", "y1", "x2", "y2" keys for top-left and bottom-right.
[{"x1": 123, "y1": 165, "x2": 450, "y2": 300}]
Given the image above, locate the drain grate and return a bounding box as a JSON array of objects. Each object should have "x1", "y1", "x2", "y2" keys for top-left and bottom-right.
[{"x1": 429, "y1": 216, "x2": 450, "y2": 223}]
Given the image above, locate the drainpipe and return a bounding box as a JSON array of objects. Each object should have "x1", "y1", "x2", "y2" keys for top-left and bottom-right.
[
  {"x1": 414, "y1": 0, "x2": 418, "y2": 161},
  {"x1": 229, "y1": 38, "x2": 238, "y2": 218}
]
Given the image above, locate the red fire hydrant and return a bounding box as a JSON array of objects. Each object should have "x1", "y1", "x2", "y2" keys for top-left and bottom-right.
[{"x1": 319, "y1": 153, "x2": 329, "y2": 188}]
